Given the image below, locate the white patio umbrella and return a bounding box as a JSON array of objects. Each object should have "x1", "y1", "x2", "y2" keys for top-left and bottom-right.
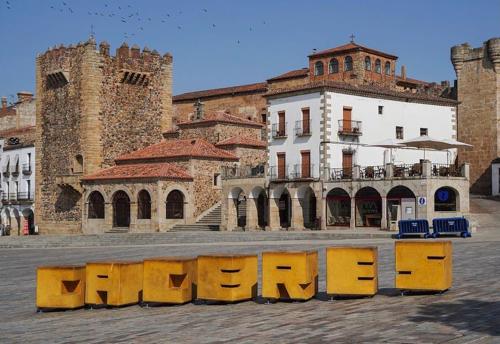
[
  {"x1": 401, "y1": 135, "x2": 472, "y2": 161},
  {"x1": 366, "y1": 138, "x2": 405, "y2": 163}
]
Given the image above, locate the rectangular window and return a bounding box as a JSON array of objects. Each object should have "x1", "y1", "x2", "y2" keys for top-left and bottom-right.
[
  {"x1": 278, "y1": 111, "x2": 285, "y2": 136},
  {"x1": 378, "y1": 106, "x2": 384, "y2": 115},
  {"x1": 301, "y1": 151, "x2": 311, "y2": 178},
  {"x1": 277, "y1": 153, "x2": 286, "y2": 179},
  {"x1": 420, "y1": 128, "x2": 428, "y2": 136},
  {"x1": 213, "y1": 173, "x2": 220, "y2": 186},
  {"x1": 396, "y1": 126, "x2": 404, "y2": 139},
  {"x1": 302, "y1": 108, "x2": 310, "y2": 135},
  {"x1": 27, "y1": 180, "x2": 31, "y2": 199},
  {"x1": 261, "y1": 113, "x2": 267, "y2": 124}
]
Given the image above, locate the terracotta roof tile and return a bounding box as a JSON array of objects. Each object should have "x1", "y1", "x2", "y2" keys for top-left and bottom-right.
[
  {"x1": 309, "y1": 42, "x2": 398, "y2": 60},
  {"x1": 396, "y1": 76, "x2": 431, "y2": 86},
  {"x1": 116, "y1": 138, "x2": 239, "y2": 162},
  {"x1": 267, "y1": 68, "x2": 309, "y2": 82},
  {"x1": 173, "y1": 82, "x2": 267, "y2": 102},
  {"x1": 82, "y1": 162, "x2": 193, "y2": 181},
  {"x1": 177, "y1": 111, "x2": 263, "y2": 128},
  {"x1": 0, "y1": 125, "x2": 35, "y2": 138},
  {"x1": 216, "y1": 136, "x2": 267, "y2": 148}
]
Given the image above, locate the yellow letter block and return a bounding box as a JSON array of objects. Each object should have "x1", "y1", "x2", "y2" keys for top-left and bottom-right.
[
  {"x1": 326, "y1": 246, "x2": 378, "y2": 297},
  {"x1": 85, "y1": 261, "x2": 143, "y2": 307},
  {"x1": 143, "y1": 257, "x2": 197, "y2": 305},
  {"x1": 262, "y1": 251, "x2": 318, "y2": 301},
  {"x1": 395, "y1": 240, "x2": 452, "y2": 292},
  {"x1": 36, "y1": 265, "x2": 86, "y2": 310},
  {"x1": 197, "y1": 254, "x2": 258, "y2": 302}
]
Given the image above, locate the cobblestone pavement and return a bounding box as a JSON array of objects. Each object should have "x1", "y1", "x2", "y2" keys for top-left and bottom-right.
[{"x1": 1, "y1": 234, "x2": 499, "y2": 343}]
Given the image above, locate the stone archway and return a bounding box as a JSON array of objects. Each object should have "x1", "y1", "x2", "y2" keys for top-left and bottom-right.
[
  {"x1": 278, "y1": 189, "x2": 292, "y2": 229},
  {"x1": 326, "y1": 187, "x2": 351, "y2": 227},
  {"x1": 112, "y1": 191, "x2": 130, "y2": 228},
  {"x1": 387, "y1": 185, "x2": 416, "y2": 227},
  {"x1": 249, "y1": 186, "x2": 268, "y2": 230},
  {"x1": 354, "y1": 187, "x2": 382, "y2": 228}
]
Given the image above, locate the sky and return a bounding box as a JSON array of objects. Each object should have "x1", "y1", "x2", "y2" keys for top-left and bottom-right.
[{"x1": 0, "y1": 0, "x2": 499, "y2": 102}]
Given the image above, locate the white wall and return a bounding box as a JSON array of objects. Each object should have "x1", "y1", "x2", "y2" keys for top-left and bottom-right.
[
  {"x1": 0, "y1": 143, "x2": 35, "y2": 196},
  {"x1": 268, "y1": 92, "x2": 322, "y2": 177},
  {"x1": 327, "y1": 91, "x2": 456, "y2": 168},
  {"x1": 493, "y1": 163, "x2": 500, "y2": 196}
]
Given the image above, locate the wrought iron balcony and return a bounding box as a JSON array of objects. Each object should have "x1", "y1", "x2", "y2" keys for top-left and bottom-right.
[
  {"x1": 269, "y1": 165, "x2": 289, "y2": 181},
  {"x1": 294, "y1": 120, "x2": 312, "y2": 137},
  {"x1": 291, "y1": 164, "x2": 315, "y2": 179},
  {"x1": 271, "y1": 123, "x2": 287, "y2": 139},
  {"x1": 325, "y1": 167, "x2": 353, "y2": 181},
  {"x1": 222, "y1": 165, "x2": 266, "y2": 180},
  {"x1": 338, "y1": 120, "x2": 362, "y2": 136},
  {"x1": 22, "y1": 163, "x2": 32, "y2": 175},
  {"x1": 17, "y1": 192, "x2": 34, "y2": 201}
]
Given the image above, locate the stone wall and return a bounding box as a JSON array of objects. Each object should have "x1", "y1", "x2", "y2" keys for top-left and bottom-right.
[
  {"x1": 178, "y1": 122, "x2": 263, "y2": 144},
  {"x1": 225, "y1": 146, "x2": 266, "y2": 167},
  {"x1": 451, "y1": 38, "x2": 500, "y2": 194}
]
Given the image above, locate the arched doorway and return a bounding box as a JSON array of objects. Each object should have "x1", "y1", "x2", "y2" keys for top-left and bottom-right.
[
  {"x1": 88, "y1": 191, "x2": 105, "y2": 219},
  {"x1": 354, "y1": 187, "x2": 382, "y2": 227},
  {"x1": 137, "y1": 190, "x2": 151, "y2": 219},
  {"x1": 434, "y1": 187, "x2": 458, "y2": 211},
  {"x1": 113, "y1": 191, "x2": 130, "y2": 227},
  {"x1": 326, "y1": 188, "x2": 351, "y2": 227},
  {"x1": 279, "y1": 189, "x2": 292, "y2": 229},
  {"x1": 166, "y1": 190, "x2": 184, "y2": 219},
  {"x1": 250, "y1": 186, "x2": 267, "y2": 230},
  {"x1": 387, "y1": 186, "x2": 416, "y2": 228},
  {"x1": 300, "y1": 187, "x2": 316, "y2": 229},
  {"x1": 22, "y1": 208, "x2": 35, "y2": 235},
  {"x1": 256, "y1": 192, "x2": 267, "y2": 228},
  {"x1": 236, "y1": 192, "x2": 247, "y2": 228}
]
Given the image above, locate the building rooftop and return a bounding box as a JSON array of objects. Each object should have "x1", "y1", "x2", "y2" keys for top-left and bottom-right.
[
  {"x1": 216, "y1": 136, "x2": 267, "y2": 148},
  {"x1": 173, "y1": 82, "x2": 267, "y2": 102},
  {"x1": 308, "y1": 42, "x2": 398, "y2": 60},
  {"x1": 267, "y1": 68, "x2": 309, "y2": 82},
  {"x1": 177, "y1": 111, "x2": 263, "y2": 128},
  {"x1": 82, "y1": 162, "x2": 193, "y2": 181},
  {"x1": 116, "y1": 138, "x2": 239, "y2": 163}
]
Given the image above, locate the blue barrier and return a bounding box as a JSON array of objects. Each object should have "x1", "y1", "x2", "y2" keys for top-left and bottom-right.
[
  {"x1": 396, "y1": 219, "x2": 431, "y2": 239},
  {"x1": 432, "y1": 217, "x2": 471, "y2": 238}
]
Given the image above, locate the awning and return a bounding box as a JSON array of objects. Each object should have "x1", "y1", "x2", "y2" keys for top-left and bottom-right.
[
  {"x1": 1, "y1": 155, "x2": 9, "y2": 173},
  {"x1": 10, "y1": 154, "x2": 19, "y2": 173}
]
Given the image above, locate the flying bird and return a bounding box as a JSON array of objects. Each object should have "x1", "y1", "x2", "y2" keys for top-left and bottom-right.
[{"x1": 203, "y1": 8, "x2": 207, "y2": 12}]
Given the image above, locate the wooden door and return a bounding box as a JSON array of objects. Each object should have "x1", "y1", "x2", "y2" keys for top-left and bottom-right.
[
  {"x1": 343, "y1": 107, "x2": 352, "y2": 132},
  {"x1": 342, "y1": 152, "x2": 353, "y2": 177},
  {"x1": 277, "y1": 153, "x2": 286, "y2": 179},
  {"x1": 302, "y1": 108, "x2": 310, "y2": 134},
  {"x1": 301, "y1": 151, "x2": 310, "y2": 178},
  {"x1": 278, "y1": 112, "x2": 285, "y2": 136}
]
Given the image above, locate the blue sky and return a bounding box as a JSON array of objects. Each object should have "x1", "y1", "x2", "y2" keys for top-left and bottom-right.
[{"x1": 0, "y1": 0, "x2": 499, "y2": 102}]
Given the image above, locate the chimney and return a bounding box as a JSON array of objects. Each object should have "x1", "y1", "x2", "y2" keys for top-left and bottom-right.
[
  {"x1": 401, "y1": 65, "x2": 406, "y2": 80},
  {"x1": 17, "y1": 91, "x2": 33, "y2": 103},
  {"x1": 1, "y1": 96, "x2": 7, "y2": 110}
]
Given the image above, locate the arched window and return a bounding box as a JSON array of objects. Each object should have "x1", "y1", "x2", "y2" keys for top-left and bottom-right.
[
  {"x1": 166, "y1": 190, "x2": 184, "y2": 219},
  {"x1": 137, "y1": 190, "x2": 151, "y2": 219},
  {"x1": 314, "y1": 61, "x2": 324, "y2": 76},
  {"x1": 375, "y1": 59, "x2": 381, "y2": 73},
  {"x1": 364, "y1": 56, "x2": 371, "y2": 71},
  {"x1": 88, "y1": 191, "x2": 105, "y2": 219},
  {"x1": 385, "y1": 61, "x2": 391, "y2": 75},
  {"x1": 434, "y1": 187, "x2": 457, "y2": 211},
  {"x1": 113, "y1": 191, "x2": 130, "y2": 227},
  {"x1": 73, "y1": 154, "x2": 83, "y2": 174},
  {"x1": 329, "y1": 58, "x2": 339, "y2": 74},
  {"x1": 344, "y1": 56, "x2": 353, "y2": 71}
]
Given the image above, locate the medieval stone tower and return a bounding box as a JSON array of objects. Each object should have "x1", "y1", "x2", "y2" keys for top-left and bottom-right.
[
  {"x1": 451, "y1": 37, "x2": 500, "y2": 195},
  {"x1": 35, "y1": 37, "x2": 173, "y2": 234}
]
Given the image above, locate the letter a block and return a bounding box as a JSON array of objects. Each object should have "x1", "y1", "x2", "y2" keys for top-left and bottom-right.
[
  {"x1": 326, "y1": 246, "x2": 378, "y2": 297},
  {"x1": 143, "y1": 257, "x2": 197, "y2": 305},
  {"x1": 36, "y1": 265, "x2": 86, "y2": 310},
  {"x1": 85, "y1": 261, "x2": 143, "y2": 307},
  {"x1": 197, "y1": 254, "x2": 258, "y2": 302},
  {"x1": 262, "y1": 251, "x2": 318, "y2": 301},
  {"x1": 395, "y1": 241, "x2": 452, "y2": 292}
]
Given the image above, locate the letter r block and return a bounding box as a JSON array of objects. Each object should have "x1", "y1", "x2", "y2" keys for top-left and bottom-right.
[
  {"x1": 85, "y1": 261, "x2": 143, "y2": 307},
  {"x1": 262, "y1": 251, "x2": 318, "y2": 301},
  {"x1": 197, "y1": 254, "x2": 258, "y2": 302},
  {"x1": 36, "y1": 265, "x2": 86, "y2": 310},
  {"x1": 143, "y1": 257, "x2": 197, "y2": 304}
]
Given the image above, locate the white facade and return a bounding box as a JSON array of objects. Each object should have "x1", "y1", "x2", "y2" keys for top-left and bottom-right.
[
  {"x1": 492, "y1": 161, "x2": 500, "y2": 196},
  {"x1": 268, "y1": 89, "x2": 456, "y2": 175}
]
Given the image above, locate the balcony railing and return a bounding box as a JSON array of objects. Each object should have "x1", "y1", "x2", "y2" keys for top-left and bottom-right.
[
  {"x1": 294, "y1": 120, "x2": 312, "y2": 137},
  {"x1": 291, "y1": 164, "x2": 315, "y2": 179},
  {"x1": 22, "y1": 163, "x2": 32, "y2": 175},
  {"x1": 360, "y1": 165, "x2": 386, "y2": 179},
  {"x1": 325, "y1": 167, "x2": 353, "y2": 181},
  {"x1": 338, "y1": 120, "x2": 362, "y2": 136},
  {"x1": 222, "y1": 165, "x2": 266, "y2": 180},
  {"x1": 431, "y1": 164, "x2": 461, "y2": 177},
  {"x1": 269, "y1": 165, "x2": 289, "y2": 180},
  {"x1": 271, "y1": 123, "x2": 287, "y2": 139},
  {"x1": 17, "y1": 192, "x2": 34, "y2": 201},
  {"x1": 393, "y1": 164, "x2": 423, "y2": 178},
  {"x1": 1, "y1": 192, "x2": 34, "y2": 202}
]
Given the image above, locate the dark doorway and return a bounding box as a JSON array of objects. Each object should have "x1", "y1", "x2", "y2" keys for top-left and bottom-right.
[
  {"x1": 279, "y1": 190, "x2": 291, "y2": 228},
  {"x1": 113, "y1": 191, "x2": 130, "y2": 227},
  {"x1": 257, "y1": 192, "x2": 267, "y2": 228},
  {"x1": 166, "y1": 190, "x2": 184, "y2": 219}
]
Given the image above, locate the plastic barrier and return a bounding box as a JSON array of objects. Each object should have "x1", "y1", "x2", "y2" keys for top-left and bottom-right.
[
  {"x1": 396, "y1": 219, "x2": 431, "y2": 239},
  {"x1": 395, "y1": 240, "x2": 452, "y2": 293},
  {"x1": 197, "y1": 254, "x2": 258, "y2": 302},
  {"x1": 262, "y1": 251, "x2": 318, "y2": 301},
  {"x1": 432, "y1": 217, "x2": 471, "y2": 238},
  {"x1": 326, "y1": 247, "x2": 378, "y2": 297},
  {"x1": 36, "y1": 265, "x2": 86, "y2": 310},
  {"x1": 143, "y1": 257, "x2": 197, "y2": 305},
  {"x1": 85, "y1": 261, "x2": 143, "y2": 307}
]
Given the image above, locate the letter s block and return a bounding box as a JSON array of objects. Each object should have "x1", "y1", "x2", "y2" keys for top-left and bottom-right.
[
  {"x1": 262, "y1": 251, "x2": 318, "y2": 301},
  {"x1": 395, "y1": 240, "x2": 452, "y2": 292},
  {"x1": 143, "y1": 257, "x2": 197, "y2": 305},
  {"x1": 197, "y1": 254, "x2": 258, "y2": 302},
  {"x1": 85, "y1": 261, "x2": 143, "y2": 307},
  {"x1": 36, "y1": 265, "x2": 86, "y2": 310}
]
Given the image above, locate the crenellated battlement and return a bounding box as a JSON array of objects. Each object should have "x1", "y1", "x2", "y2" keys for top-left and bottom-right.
[{"x1": 451, "y1": 37, "x2": 500, "y2": 75}]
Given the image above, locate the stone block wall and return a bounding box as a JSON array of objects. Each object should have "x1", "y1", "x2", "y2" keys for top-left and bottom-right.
[{"x1": 178, "y1": 122, "x2": 263, "y2": 145}]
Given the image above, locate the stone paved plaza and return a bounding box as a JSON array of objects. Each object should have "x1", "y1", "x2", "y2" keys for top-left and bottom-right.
[{"x1": 1, "y1": 229, "x2": 500, "y2": 344}]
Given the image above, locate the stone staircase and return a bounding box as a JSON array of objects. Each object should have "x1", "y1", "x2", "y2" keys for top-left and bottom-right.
[{"x1": 170, "y1": 203, "x2": 222, "y2": 231}]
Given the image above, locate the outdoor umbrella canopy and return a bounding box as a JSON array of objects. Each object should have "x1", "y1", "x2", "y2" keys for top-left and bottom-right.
[
  {"x1": 367, "y1": 138, "x2": 405, "y2": 164},
  {"x1": 400, "y1": 135, "x2": 473, "y2": 160}
]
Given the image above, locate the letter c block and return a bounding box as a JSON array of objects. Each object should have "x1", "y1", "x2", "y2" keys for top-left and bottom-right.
[
  {"x1": 197, "y1": 254, "x2": 258, "y2": 302},
  {"x1": 262, "y1": 251, "x2": 318, "y2": 301},
  {"x1": 36, "y1": 265, "x2": 86, "y2": 310},
  {"x1": 143, "y1": 257, "x2": 197, "y2": 305},
  {"x1": 85, "y1": 261, "x2": 143, "y2": 307}
]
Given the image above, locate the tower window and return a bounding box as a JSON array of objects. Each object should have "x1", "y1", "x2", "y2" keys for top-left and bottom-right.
[
  {"x1": 420, "y1": 128, "x2": 428, "y2": 136},
  {"x1": 329, "y1": 58, "x2": 339, "y2": 74},
  {"x1": 385, "y1": 61, "x2": 391, "y2": 75},
  {"x1": 375, "y1": 59, "x2": 381, "y2": 73},
  {"x1": 344, "y1": 56, "x2": 353, "y2": 71},
  {"x1": 314, "y1": 61, "x2": 324, "y2": 76},
  {"x1": 365, "y1": 56, "x2": 371, "y2": 71},
  {"x1": 396, "y1": 126, "x2": 404, "y2": 140},
  {"x1": 378, "y1": 106, "x2": 384, "y2": 115}
]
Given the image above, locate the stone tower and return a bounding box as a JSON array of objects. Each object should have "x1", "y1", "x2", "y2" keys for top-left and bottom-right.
[
  {"x1": 35, "y1": 38, "x2": 173, "y2": 233},
  {"x1": 451, "y1": 37, "x2": 500, "y2": 195}
]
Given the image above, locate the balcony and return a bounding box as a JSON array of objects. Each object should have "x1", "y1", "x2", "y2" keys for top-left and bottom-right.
[
  {"x1": 271, "y1": 123, "x2": 287, "y2": 139},
  {"x1": 17, "y1": 192, "x2": 34, "y2": 201},
  {"x1": 294, "y1": 120, "x2": 312, "y2": 137},
  {"x1": 325, "y1": 168, "x2": 353, "y2": 181},
  {"x1": 1, "y1": 192, "x2": 34, "y2": 203},
  {"x1": 291, "y1": 164, "x2": 316, "y2": 180},
  {"x1": 338, "y1": 120, "x2": 362, "y2": 136},
  {"x1": 222, "y1": 165, "x2": 266, "y2": 180},
  {"x1": 11, "y1": 169, "x2": 19, "y2": 177},
  {"x1": 22, "y1": 163, "x2": 32, "y2": 175},
  {"x1": 269, "y1": 165, "x2": 289, "y2": 181}
]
